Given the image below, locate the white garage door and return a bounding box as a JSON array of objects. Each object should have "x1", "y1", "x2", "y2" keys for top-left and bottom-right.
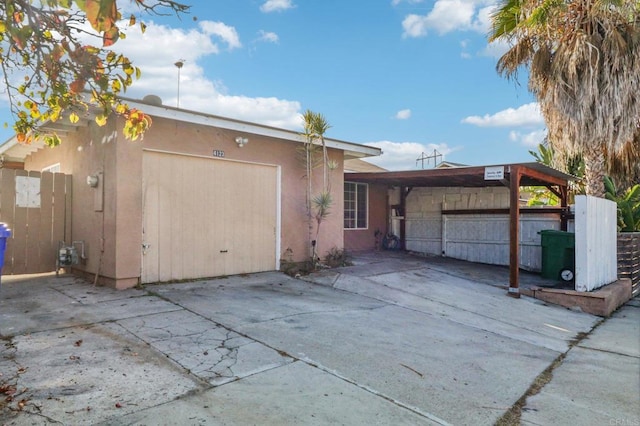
[{"x1": 142, "y1": 150, "x2": 279, "y2": 283}]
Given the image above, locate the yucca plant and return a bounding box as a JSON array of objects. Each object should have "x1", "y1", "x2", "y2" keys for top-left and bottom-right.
[
  {"x1": 312, "y1": 192, "x2": 332, "y2": 265},
  {"x1": 300, "y1": 110, "x2": 334, "y2": 265},
  {"x1": 604, "y1": 176, "x2": 640, "y2": 232}
]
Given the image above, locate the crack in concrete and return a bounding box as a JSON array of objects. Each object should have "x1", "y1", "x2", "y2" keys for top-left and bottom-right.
[
  {"x1": 298, "y1": 356, "x2": 453, "y2": 426},
  {"x1": 248, "y1": 305, "x2": 388, "y2": 325},
  {"x1": 119, "y1": 313, "x2": 246, "y2": 384},
  {"x1": 576, "y1": 343, "x2": 640, "y2": 359},
  {"x1": 495, "y1": 317, "x2": 606, "y2": 425},
  {"x1": 0, "y1": 338, "x2": 36, "y2": 422}
]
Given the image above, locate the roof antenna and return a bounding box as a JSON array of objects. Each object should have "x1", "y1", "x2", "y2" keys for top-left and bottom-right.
[
  {"x1": 174, "y1": 59, "x2": 185, "y2": 108},
  {"x1": 416, "y1": 149, "x2": 442, "y2": 169}
]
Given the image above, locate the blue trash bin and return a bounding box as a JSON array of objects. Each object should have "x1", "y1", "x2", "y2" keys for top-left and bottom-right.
[{"x1": 0, "y1": 223, "x2": 11, "y2": 288}]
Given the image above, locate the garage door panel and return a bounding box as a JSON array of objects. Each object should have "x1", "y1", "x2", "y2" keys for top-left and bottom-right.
[{"x1": 142, "y1": 152, "x2": 278, "y2": 283}]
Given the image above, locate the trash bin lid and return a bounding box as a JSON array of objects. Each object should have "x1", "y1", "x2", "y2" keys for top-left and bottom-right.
[{"x1": 0, "y1": 223, "x2": 12, "y2": 238}]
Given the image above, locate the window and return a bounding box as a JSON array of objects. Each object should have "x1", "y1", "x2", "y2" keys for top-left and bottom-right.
[
  {"x1": 344, "y1": 182, "x2": 367, "y2": 229},
  {"x1": 42, "y1": 163, "x2": 61, "y2": 173}
]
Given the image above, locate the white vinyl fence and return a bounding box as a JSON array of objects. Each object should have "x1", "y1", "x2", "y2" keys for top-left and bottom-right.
[{"x1": 574, "y1": 195, "x2": 618, "y2": 292}]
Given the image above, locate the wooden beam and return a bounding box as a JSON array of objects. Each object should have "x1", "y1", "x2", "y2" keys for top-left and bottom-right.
[
  {"x1": 520, "y1": 164, "x2": 568, "y2": 187},
  {"x1": 0, "y1": 161, "x2": 25, "y2": 170},
  {"x1": 546, "y1": 185, "x2": 562, "y2": 200},
  {"x1": 442, "y1": 207, "x2": 567, "y2": 215},
  {"x1": 560, "y1": 185, "x2": 569, "y2": 231},
  {"x1": 509, "y1": 166, "x2": 521, "y2": 298}
]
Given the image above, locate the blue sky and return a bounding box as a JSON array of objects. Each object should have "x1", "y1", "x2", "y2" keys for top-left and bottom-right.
[{"x1": 0, "y1": 0, "x2": 548, "y2": 170}]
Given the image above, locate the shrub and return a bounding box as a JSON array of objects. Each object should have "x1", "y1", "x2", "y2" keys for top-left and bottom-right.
[{"x1": 324, "y1": 247, "x2": 352, "y2": 268}]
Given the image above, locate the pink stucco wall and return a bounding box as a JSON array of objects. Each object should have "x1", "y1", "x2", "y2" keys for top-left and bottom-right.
[
  {"x1": 24, "y1": 115, "x2": 346, "y2": 288},
  {"x1": 344, "y1": 183, "x2": 388, "y2": 252}
]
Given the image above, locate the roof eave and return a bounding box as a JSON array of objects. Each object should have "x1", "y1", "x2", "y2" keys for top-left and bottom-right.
[
  {"x1": 123, "y1": 99, "x2": 381, "y2": 159},
  {"x1": 0, "y1": 98, "x2": 382, "y2": 161}
]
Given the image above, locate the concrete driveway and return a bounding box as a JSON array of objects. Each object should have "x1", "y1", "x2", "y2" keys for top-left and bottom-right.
[{"x1": 0, "y1": 252, "x2": 637, "y2": 425}]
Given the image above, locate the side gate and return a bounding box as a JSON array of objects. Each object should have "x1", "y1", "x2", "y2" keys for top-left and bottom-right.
[{"x1": 0, "y1": 169, "x2": 72, "y2": 274}]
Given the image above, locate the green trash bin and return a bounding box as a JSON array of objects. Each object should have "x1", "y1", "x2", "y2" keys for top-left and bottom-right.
[{"x1": 539, "y1": 230, "x2": 575, "y2": 282}]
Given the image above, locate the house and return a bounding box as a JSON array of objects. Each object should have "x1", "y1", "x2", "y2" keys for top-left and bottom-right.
[
  {"x1": 0, "y1": 96, "x2": 380, "y2": 288},
  {"x1": 435, "y1": 161, "x2": 468, "y2": 169},
  {"x1": 344, "y1": 158, "x2": 387, "y2": 173}
]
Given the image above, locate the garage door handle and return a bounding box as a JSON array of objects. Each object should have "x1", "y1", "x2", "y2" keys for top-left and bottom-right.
[{"x1": 220, "y1": 250, "x2": 228, "y2": 253}]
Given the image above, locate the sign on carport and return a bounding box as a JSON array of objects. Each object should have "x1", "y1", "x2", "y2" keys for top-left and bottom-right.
[{"x1": 484, "y1": 166, "x2": 504, "y2": 180}]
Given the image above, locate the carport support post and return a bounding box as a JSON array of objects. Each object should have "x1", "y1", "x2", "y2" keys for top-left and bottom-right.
[{"x1": 508, "y1": 166, "x2": 521, "y2": 298}]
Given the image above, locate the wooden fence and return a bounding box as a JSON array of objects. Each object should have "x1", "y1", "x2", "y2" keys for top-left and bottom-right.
[
  {"x1": 0, "y1": 169, "x2": 72, "y2": 274},
  {"x1": 618, "y1": 233, "x2": 640, "y2": 297}
]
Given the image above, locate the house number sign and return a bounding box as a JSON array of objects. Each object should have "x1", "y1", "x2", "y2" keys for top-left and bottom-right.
[{"x1": 213, "y1": 150, "x2": 225, "y2": 158}]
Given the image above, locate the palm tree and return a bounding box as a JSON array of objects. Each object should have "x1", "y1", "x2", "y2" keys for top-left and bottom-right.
[
  {"x1": 607, "y1": 121, "x2": 640, "y2": 189},
  {"x1": 490, "y1": 0, "x2": 640, "y2": 197}
]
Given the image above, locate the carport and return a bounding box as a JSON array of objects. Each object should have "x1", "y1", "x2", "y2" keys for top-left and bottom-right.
[{"x1": 345, "y1": 163, "x2": 577, "y2": 298}]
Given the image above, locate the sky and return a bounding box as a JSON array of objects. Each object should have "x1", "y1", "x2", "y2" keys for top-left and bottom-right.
[{"x1": 0, "y1": 0, "x2": 548, "y2": 171}]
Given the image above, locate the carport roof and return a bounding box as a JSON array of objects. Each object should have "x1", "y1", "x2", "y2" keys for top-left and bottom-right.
[
  {"x1": 345, "y1": 162, "x2": 578, "y2": 188},
  {"x1": 346, "y1": 161, "x2": 578, "y2": 298}
]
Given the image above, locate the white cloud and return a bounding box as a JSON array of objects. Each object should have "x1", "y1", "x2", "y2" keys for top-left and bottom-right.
[
  {"x1": 402, "y1": 0, "x2": 496, "y2": 38},
  {"x1": 473, "y1": 4, "x2": 497, "y2": 33},
  {"x1": 401, "y1": 14, "x2": 430, "y2": 38},
  {"x1": 257, "y1": 30, "x2": 279, "y2": 43},
  {"x1": 260, "y1": 0, "x2": 295, "y2": 13},
  {"x1": 509, "y1": 129, "x2": 547, "y2": 147},
  {"x1": 112, "y1": 21, "x2": 301, "y2": 129},
  {"x1": 199, "y1": 21, "x2": 242, "y2": 50},
  {"x1": 481, "y1": 39, "x2": 511, "y2": 58},
  {"x1": 363, "y1": 141, "x2": 457, "y2": 171},
  {"x1": 395, "y1": 109, "x2": 412, "y2": 120},
  {"x1": 461, "y1": 103, "x2": 543, "y2": 127},
  {"x1": 391, "y1": 0, "x2": 425, "y2": 5},
  {"x1": 460, "y1": 39, "x2": 472, "y2": 58}
]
